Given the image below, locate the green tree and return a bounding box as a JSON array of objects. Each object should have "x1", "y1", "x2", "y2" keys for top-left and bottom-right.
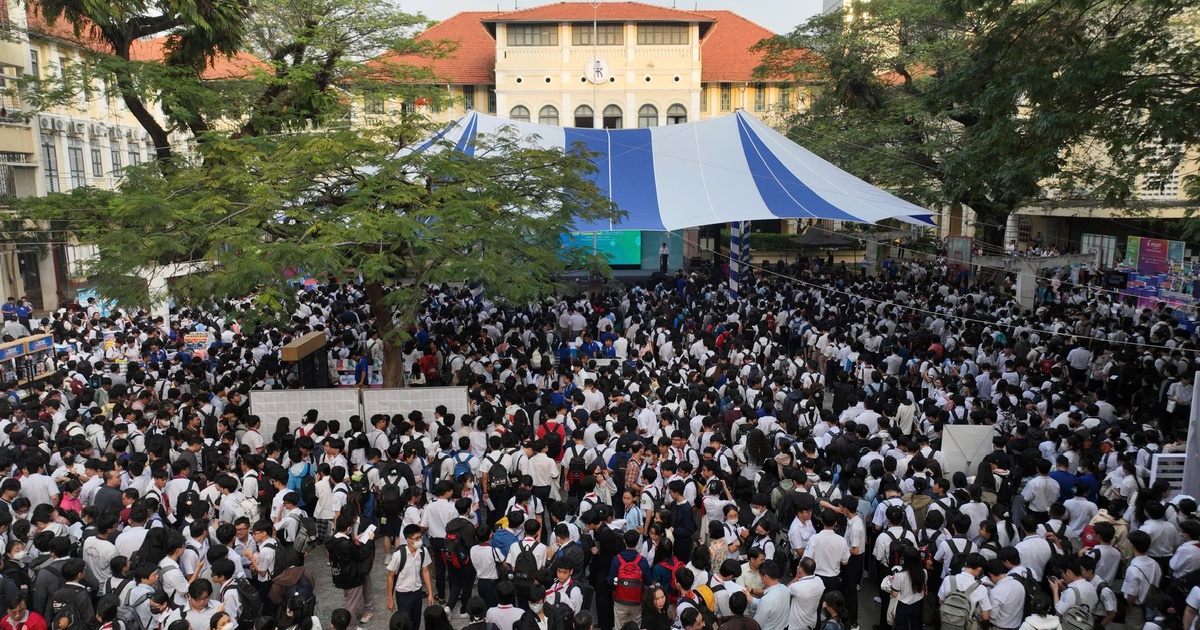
[
  {"x1": 757, "y1": 0, "x2": 1200, "y2": 245},
  {"x1": 18, "y1": 0, "x2": 445, "y2": 160},
  {"x1": 21, "y1": 123, "x2": 620, "y2": 386}
]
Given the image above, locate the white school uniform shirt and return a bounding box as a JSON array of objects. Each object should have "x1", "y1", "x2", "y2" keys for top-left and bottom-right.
[{"x1": 386, "y1": 544, "x2": 432, "y2": 593}]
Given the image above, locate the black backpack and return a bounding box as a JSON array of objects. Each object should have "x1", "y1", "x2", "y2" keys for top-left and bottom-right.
[
  {"x1": 226, "y1": 578, "x2": 263, "y2": 630},
  {"x1": 378, "y1": 472, "x2": 405, "y2": 517},
  {"x1": 175, "y1": 481, "x2": 201, "y2": 524},
  {"x1": 48, "y1": 583, "x2": 88, "y2": 630},
  {"x1": 300, "y1": 473, "x2": 317, "y2": 507},
  {"x1": 881, "y1": 530, "x2": 914, "y2": 568},
  {"x1": 566, "y1": 446, "x2": 588, "y2": 488},
  {"x1": 283, "y1": 573, "x2": 316, "y2": 618},
  {"x1": 945, "y1": 538, "x2": 973, "y2": 576},
  {"x1": 543, "y1": 423, "x2": 565, "y2": 460},
  {"x1": 513, "y1": 542, "x2": 539, "y2": 585},
  {"x1": 1011, "y1": 569, "x2": 1038, "y2": 618},
  {"x1": 485, "y1": 453, "x2": 512, "y2": 493}
]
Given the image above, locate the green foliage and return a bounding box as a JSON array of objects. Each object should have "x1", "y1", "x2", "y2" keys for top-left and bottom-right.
[
  {"x1": 757, "y1": 0, "x2": 1200, "y2": 244},
  {"x1": 16, "y1": 0, "x2": 450, "y2": 156},
  {"x1": 18, "y1": 123, "x2": 621, "y2": 333}
]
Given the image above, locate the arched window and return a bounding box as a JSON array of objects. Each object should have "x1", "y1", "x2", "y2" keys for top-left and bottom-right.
[
  {"x1": 538, "y1": 105, "x2": 559, "y2": 126},
  {"x1": 667, "y1": 104, "x2": 688, "y2": 125},
  {"x1": 574, "y1": 105, "x2": 594, "y2": 128},
  {"x1": 637, "y1": 105, "x2": 659, "y2": 128},
  {"x1": 509, "y1": 105, "x2": 530, "y2": 122},
  {"x1": 602, "y1": 105, "x2": 623, "y2": 129}
]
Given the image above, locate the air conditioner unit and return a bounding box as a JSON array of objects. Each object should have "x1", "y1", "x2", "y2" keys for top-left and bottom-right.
[
  {"x1": 89, "y1": 124, "x2": 104, "y2": 136},
  {"x1": 38, "y1": 118, "x2": 51, "y2": 130},
  {"x1": 124, "y1": 129, "x2": 134, "y2": 139},
  {"x1": 108, "y1": 127, "x2": 120, "y2": 139},
  {"x1": 53, "y1": 119, "x2": 66, "y2": 132},
  {"x1": 71, "y1": 122, "x2": 86, "y2": 135},
  {"x1": 141, "y1": 132, "x2": 150, "y2": 142}
]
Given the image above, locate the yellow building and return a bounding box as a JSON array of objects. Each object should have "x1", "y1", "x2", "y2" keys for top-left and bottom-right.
[
  {"x1": 381, "y1": 3, "x2": 804, "y2": 129},
  {"x1": 0, "y1": 3, "x2": 262, "y2": 311}
]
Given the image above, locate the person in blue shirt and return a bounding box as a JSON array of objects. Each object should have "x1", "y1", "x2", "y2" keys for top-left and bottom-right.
[
  {"x1": 13, "y1": 299, "x2": 31, "y2": 328},
  {"x1": 0, "y1": 297, "x2": 14, "y2": 319},
  {"x1": 578, "y1": 335, "x2": 600, "y2": 359},
  {"x1": 148, "y1": 344, "x2": 168, "y2": 364},
  {"x1": 1049, "y1": 455, "x2": 1078, "y2": 503}
]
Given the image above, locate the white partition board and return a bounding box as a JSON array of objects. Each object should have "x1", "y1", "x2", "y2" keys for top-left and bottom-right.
[
  {"x1": 249, "y1": 390, "x2": 362, "y2": 431},
  {"x1": 941, "y1": 425, "x2": 995, "y2": 476},
  {"x1": 362, "y1": 387, "x2": 472, "y2": 428}
]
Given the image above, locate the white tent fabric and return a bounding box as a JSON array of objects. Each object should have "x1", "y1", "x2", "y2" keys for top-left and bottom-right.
[{"x1": 420, "y1": 110, "x2": 935, "y2": 232}]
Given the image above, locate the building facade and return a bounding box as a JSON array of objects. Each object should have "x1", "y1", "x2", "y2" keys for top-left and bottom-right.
[
  {"x1": 377, "y1": 3, "x2": 810, "y2": 270},
  {"x1": 385, "y1": 3, "x2": 803, "y2": 129}
]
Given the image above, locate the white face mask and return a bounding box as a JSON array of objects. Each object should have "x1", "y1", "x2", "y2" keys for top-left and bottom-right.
[
  {"x1": 410, "y1": 540, "x2": 423, "y2": 550},
  {"x1": 530, "y1": 603, "x2": 543, "y2": 614},
  {"x1": 751, "y1": 507, "x2": 764, "y2": 517},
  {"x1": 726, "y1": 517, "x2": 739, "y2": 525}
]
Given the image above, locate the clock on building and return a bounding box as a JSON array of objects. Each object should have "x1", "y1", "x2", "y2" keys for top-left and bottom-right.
[{"x1": 585, "y1": 57, "x2": 612, "y2": 84}]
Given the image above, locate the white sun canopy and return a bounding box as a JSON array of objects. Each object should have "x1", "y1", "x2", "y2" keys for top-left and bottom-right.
[{"x1": 420, "y1": 110, "x2": 935, "y2": 231}]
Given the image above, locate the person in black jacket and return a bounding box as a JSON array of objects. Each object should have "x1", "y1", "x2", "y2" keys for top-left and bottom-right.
[
  {"x1": 445, "y1": 498, "x2": 477, "y2": 618},
  {"x1": 585, "y1": 507, "x2": 620, "y2": 630},
  {"x1": 326, "y1": 513, "x2": 375, "y2": 627},
  {"x1": 668, "y1": 480, "x2": 696, "y2": 563},
  {"x1": 514, "y1": 585, "x2": 564, "y2": 630}
]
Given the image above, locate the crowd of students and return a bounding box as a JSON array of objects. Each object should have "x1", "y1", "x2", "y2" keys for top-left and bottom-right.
[{"x1": 0, "y1": 259, "x2": 1196, "y2": 630}]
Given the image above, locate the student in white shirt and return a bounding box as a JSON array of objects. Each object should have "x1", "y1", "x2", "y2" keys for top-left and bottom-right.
[
  {"x1": 486, "y1": 581, "x2": 526, "y2": 630},
  {"x1": 386, "y1": 524, "x2": 434, "y2": 630},
  {"x1": 469, "y1": 524, "x2": 506, "y2": 609}
]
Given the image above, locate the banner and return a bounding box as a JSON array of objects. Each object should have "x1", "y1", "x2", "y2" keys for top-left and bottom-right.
[
  {"x1": 1126, "y1": 236, "x2": 1184, "y2": 275},
  {"x1": 1169, "y1": 240, "x2": 1186, "y2": 271},
  {"x1": 947, "y1": 236, "x2": 973, "y2": 270}
]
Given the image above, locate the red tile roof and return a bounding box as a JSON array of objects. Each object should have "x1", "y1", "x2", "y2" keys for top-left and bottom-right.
[
  {"x1": 376, "y1": 5, "x2": 792, "y2": 85},
  {"x1": 25, "y1": 4, "x2": 113, "y2": 54},
  {"x1": 698, "y1": 10, "x2": 781, "y2": 82},
  {"x1": 373, "y1": 11, "x2": 500, "y2": 85},
  {"x1": 25, "y1": 4, "x2": 265, "y2": 80},
  {"x1": 129, "y1": 37, "x2": 267, "y2": 80},
  {"x1": 483, "y1": 2, "x2": 714, "y2": 23}
]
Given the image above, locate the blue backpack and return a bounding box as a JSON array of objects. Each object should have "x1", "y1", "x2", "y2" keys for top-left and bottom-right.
[
  {"x1": 452, "y1": 453, "x2": 474, "y2": 482},
  {"x1": 287, "y1": 463, "x2": 309, "y2": 500}
]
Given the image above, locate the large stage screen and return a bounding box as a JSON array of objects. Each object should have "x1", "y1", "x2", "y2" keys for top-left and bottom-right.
[{"x1": 563, "y1": 231, "x2": 642, "y2": 266}]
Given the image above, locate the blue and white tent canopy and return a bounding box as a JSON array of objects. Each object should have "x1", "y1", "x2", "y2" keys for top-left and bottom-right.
[{"x1": 421, "y1": 110, "x2": 935, "y2": 232}]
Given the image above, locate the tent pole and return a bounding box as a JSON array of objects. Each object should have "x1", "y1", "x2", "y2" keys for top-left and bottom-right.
[{"x1": 730, "y1": 221, "x2": 750, "y2": 302}]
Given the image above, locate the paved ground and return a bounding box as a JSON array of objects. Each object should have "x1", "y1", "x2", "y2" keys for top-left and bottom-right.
[{"x1": 302, "y1": 543, "x2": 884, "y2": 630}]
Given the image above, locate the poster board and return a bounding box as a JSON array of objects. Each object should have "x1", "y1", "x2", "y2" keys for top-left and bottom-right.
[
  {"x1": 947, "y1": 236, "x2": 973, "y2": 271},
  {"x1": 362, "y1": 387, "x2": 471, "y2": 427},
  {"x1": 941, "y1": 425, "x2": 995, "y2": 476},
  {"x1": 249, "y1": 390, "x2": 361, "y2": 431}
]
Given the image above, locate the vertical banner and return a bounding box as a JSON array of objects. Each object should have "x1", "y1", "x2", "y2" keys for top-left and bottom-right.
[
  {"x1": 729, "y1": 221, "x2": 750, "y2": 301},
  {"x1": 1168, "y1": 240, "x2": 1186, "y2": 272},
  {"x1": 1183, "y1": 378, "x2": 1200, "y2": 499},
  {"x1": 729, "y1": 221, "x2": 742, "y2": 300},
  {"x1": 741, "y1": 222, "x2": 751, "y2": 287},
  {"x1": 1126, "y1": 237, "x2": 1140, "y2": 270}
]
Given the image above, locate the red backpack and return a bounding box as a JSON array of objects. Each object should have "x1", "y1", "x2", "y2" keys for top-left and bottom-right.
[
  {"x1": 657, "y1": 558, "x2": 685, "y2": 605},
  {"x1": 614, "y1": 556, "x2": 645, "y2": 605},
  {"x1": 442, "y1": 522, "x2": 471, "y2": 570}
]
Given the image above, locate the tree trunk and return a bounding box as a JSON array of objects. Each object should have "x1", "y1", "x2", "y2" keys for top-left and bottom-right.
[{"x1": 364, "y1": 281, "x2": 406, "y2": 388}]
